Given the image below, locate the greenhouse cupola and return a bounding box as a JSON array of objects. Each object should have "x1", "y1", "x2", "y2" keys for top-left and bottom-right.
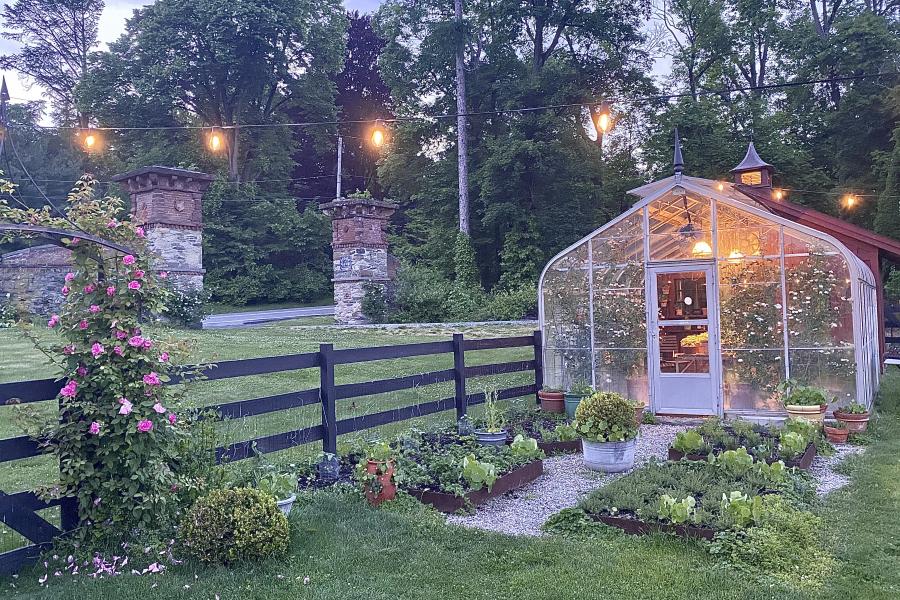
[{"x1": 731, "y1": 142, "x2": 774, "y2": 190}]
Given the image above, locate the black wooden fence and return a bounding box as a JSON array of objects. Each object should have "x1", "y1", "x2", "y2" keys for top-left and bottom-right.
[{"x1": 0, "y1": 330, "x2": 544, "y2": 574}]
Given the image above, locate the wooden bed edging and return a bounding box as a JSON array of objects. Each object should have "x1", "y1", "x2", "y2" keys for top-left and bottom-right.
[
  {"x1": 407, "y1": 459, "x2": 544, "y2": 513},
  {"x1": 537, "y1": 440, "x2": 581, "y2": 454},
  {"x1": 667, "y1": 442, "x2": 816, "y2": 470},
  {"x1": 596, "y1": 514, "x2": 716, "y2": 540}
]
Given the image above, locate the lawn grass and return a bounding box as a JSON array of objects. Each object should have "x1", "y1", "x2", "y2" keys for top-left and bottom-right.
[{"x1": 206, "y1": 300, "x2": 333, "y2": 315}]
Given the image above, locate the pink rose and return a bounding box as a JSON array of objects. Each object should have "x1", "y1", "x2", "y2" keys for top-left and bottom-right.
[
  {"x1": 64, "y1": 273, "x2": 75, "y2": 282},
  {"x1": 78, "y1": 320, "x2": 89, "y2": 330},
  {"x1": 106, "y1": 286, "x2": 116, "y2": 297},
  {"x1": 89, "y1": 421, "x2": 100, "y2": 435},
  {"x1": 122, "y1": 255, "x2": 136, "y2": 266},
  {"x1": 128, "y1": 335, "x2": 144, "y2": 348},
  {"x1": 113, "y1": 345, "x2": 123, "y2": 356},
  {"x1": 168, "y1": 413, "x2": 177, "y2": 425},
  {"x1": 71, "y1": 237, "x2": 80, "y2": 245},
  {"x1": 142, "y1": 339, "x2": 153, "y2": 350},
  {"x1": 137, "y1": 420, "x2": 153, "y2": 433},
  {"x1": 106, "y1": 219, "x2": 118, "y2": 228},
  {"x1": 133, "y1": 270, "x2": 145, "y2": 279},
  {"x1": 91, "y1": 342, "x2": 105, "y2": 357},
  {"x1": 128, "y1": 281, "x2": 141, "y2": 291},
  {"x1": 48, "y1": 315, "x2": 60, "y2": 328},
  {"x1": 143, "y1": 372, "x2": 161, "y2": 386},
  {"x1": 135, "y1": 226, "x2": 145, "y2": 238},
  {"x1": 118, "y1": 398, "x2": 133, "y2": 415},
  {"x1": 76, "y1": 366, "x2": 87, "y2": 377},
  {"x1": 60, "y1": 380, "x2": 77, "y2": 398},
  {"x1": 115, "y1": 330, "x2": 128, "y2": 340},
  {"x1": 89, "y1": 305, "x2": 101, "y2": 314},
  {"x1": 159, "y1": 352, "x2": 169, "y2": 363},
  {"x1": 63, "y1": 344, "x2": 75, "y2": 355},
  {"x1": 84, "y1": 284, "x2": 95, "y2": 294},
  {"x1": 61, "y1": 286, "x2": 70, "y2": 296},
  {"x1": 159, "y1": 272, "x2": 168, "y2": 279},
  {"x1": 152, "y1": 402, "x2": 166, "y2": 414}
]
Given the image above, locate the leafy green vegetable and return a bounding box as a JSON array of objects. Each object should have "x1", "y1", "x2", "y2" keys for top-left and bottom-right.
[
  {"x1": 658, "y1": 494, "x2": 698, "y2": 524},
  {"x1": 461, "y1": 454, "x2": 497, "y2": 492},
  {"x1": 673, "y1": 430, "x2": 704, "y2": 454}
]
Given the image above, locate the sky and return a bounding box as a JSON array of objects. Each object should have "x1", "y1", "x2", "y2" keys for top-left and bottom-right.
[{"x1": 0, "y1": 0, "x2": 383, "y2": 105}]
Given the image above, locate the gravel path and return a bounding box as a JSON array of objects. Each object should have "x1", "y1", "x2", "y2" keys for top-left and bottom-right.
[
  {"x1": 446, "y1": 425, "x2": 867, "y2": 536},
  {"x1": 446, "y1": 424, "x2": 687, "y2": 536}
]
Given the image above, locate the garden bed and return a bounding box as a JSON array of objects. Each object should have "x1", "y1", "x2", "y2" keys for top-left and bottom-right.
[
  {"x1": 505, "y1": 409, "x2": 580, "y2": 454},
  {"x1": 667, "y1": 442, "x2": 816, "y2": 470},
  {"x1": 408, "y1": 459, "x2": 544, "y2": 513},
  {"x1": 537, "y1": 440, "x2": 581, "y2": 454},
  {"x1": 594, "y1": 513, "x2": 715, "y2": 540}
]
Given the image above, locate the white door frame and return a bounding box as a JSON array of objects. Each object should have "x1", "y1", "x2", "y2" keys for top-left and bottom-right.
[{"x1": 646, "y1": 261, "x2": 722, "y2": 416}]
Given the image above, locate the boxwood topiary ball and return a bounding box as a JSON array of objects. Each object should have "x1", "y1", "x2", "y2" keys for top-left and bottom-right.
[
  {"x1": 574, "y1": 391, "x2": 638, "y2": 442},
  {"x1": 179, "y1": 488, "x2": 289, "y2": 564}
]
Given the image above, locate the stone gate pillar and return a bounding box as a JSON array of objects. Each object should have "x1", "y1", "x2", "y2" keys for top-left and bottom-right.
[
  {"x1": 320, "y1": 197, "x2": 397, "y2": 324},
  {"x1": 112, "y1": 166, "x2": 214, "y2": 291}
]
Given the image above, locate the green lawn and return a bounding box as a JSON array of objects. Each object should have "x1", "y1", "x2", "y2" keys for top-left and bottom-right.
[{"x1": 206, "y1": 300, "x2": 333, "y2": 315}]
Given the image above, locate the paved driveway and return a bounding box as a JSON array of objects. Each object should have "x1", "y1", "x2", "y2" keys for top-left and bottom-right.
[{"x1": 202, "y1": 306, "x2": 334, "y2": 329}]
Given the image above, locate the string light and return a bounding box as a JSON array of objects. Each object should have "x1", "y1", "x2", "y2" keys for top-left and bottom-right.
[
  {"x1": 207, "y1": 128, "x2": 225, "y2": 153},
  {"x1": 370, "y1": 119, "x2": 387, "y2": 148},
  {"x1": 773, "y1": 189, "x2": 784, "y2": 200},
  {"x1": 843, "y1": 194, "x2": 858, "y2": 209},
  {"x1": 593, "y1": 101, "x2": 612, "y2": 135},
  {"x1": 78, "y1": 128, "x2": 101, "y2": 152}
]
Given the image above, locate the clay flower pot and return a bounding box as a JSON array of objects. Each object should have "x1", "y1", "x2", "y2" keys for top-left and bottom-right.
[
  {"x1": 538, "y1": 390, "x2": 565, "y2": 413},
  {"x1": 784, "y1": 403, "x2": 827, "y2": 424},
  {"x1": 823, "y1": 423, "x2": 850, "y2": 444},
  {"x1": 364, "y1": 459, "x2": 396, "y2": 506},
  {"x1": 633, "y1": 404, "x2": 646, "y2": 426},
  {"x1": 834, "y1": 410, "x2": 870, "y2": 433}
]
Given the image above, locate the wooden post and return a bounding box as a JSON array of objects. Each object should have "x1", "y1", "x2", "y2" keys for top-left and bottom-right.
[
  {"x1": 57, "y1": 397, "x2": 79, "y2": 531},
  {"x1": 532, "y1": 329, "x2": 544, "y2": 405},
  {"x1": 452, "y1": 333, "x2": 467, "y2": 419},
  {"x1": 319, "y1": 343, "x2": 337, "y2": 455}
]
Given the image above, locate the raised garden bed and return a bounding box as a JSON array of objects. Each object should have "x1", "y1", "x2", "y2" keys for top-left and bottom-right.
[
  {"x1": 506, "y1": 409, "x2": 580, "y2": 454},
  {"x1": 595, "y1": 513, "x2": 715, "y2": 540},
  {"x1": 667, "y1": 442, "x2": 816, "y2": 470},
  {"x1": 537, "y1": 440, "x2": 581, "y2": 454},
  {"x1": 407, "y1": 459, "x2": 544, "y2": 513}
]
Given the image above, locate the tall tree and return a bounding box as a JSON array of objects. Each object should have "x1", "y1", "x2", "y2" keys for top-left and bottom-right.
[
  {"x1": 659, "y1": 0, "x2": 732, "y2": 99},
  {"x1": 0, "y1": 0, "x2": 103, "y2": 125}
]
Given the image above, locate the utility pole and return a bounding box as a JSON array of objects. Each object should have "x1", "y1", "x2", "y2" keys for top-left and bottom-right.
[{"x1": 454, "y1": 0, "x2": 470, "y2": 235}]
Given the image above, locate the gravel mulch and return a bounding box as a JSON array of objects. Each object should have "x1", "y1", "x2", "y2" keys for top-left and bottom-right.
[
  {"x1": 445, "y1": 424, "x2": 687, "y2": 536},
  {"x1": 809, "y1": 443, "x2": 865, "y2": 496}
]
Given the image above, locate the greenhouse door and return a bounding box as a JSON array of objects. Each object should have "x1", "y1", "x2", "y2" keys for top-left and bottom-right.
[{"x1": 648, "y1": 264, "x2": 720, "y2": 415}]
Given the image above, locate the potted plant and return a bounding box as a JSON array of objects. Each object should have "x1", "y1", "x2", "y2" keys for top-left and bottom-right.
[
  {"x1": 834, "y1": 401, "x2": 870, "y2": 433},
  {"x1": 777, "y1": 379, "x2": 828, "y2": 423},
  {"x1": 474, "y1": 389, "x2": 507, "y2": 446},
  {"x1": 538, "y1": 386, "x2": 565, "y2": 413},
  {"x1": 358, "y1": 442, "x2": 397, "y2": 506},
  {"x1": 565, "y1": 382, "x2": 593, "y2": 419},
  {"x1": 257, "y1": 472, "x2": 299, "y2": 517},
  {"x1": 572, "y1": 391, "x2": 639, "y2": 472},
  {"x1": 680, "y1": 332, "x2": 708, "y2": 355},
  {"x1": 823, "y1": 420, "x2": 849, "y2": 444},
  {"x1": 632, "y1": 399, "x2": 646, "y2": 425}
]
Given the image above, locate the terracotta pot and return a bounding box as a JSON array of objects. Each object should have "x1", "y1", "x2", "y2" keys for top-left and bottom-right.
[
  {"x1": 364, "y1": 459, "x2": 396, "y2": 506},
  {"x1": 823, "y1": 424, "x2": 850, "y2": 444},
  {"x1": 633, "y1": 404, "x2": 645, "y2": 426},
  {"x1": 538, "y1": 390, "x2": 565, "y2": 413},
  {"x1": 785, "y1": 403, "x2": 826, "y2": 424},
  {"x1": 834, "y1": 411, "x2": 870, "y2": 433}
]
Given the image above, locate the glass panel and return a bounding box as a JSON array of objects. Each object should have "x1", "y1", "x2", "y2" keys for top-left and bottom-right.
[
  {"x1": 594, "y1": 350, "x2": 648, "y2": 404},
  {"x1": 718, "y1": 258, "x2": 784, "y2": 349},
  {"x1": 722, "y1": 349, "x2": 784, "y2": 411},
  {"x1": 716, "y1": 202, "x2": 781, "y2": 259},
  {"x1": 658, "y1": 324, "x2": 709, "y2": 373},
  {"x1": 544, "y1": 349, "x2": 593, "y2": 392},
  {"x1": 648, "y1": 191, "x2": 712, "y2": 261},
  {"x1": 788, "y1": 349, "x2": 856, "y2": 407},
  {"x1": 542, "y1": 244, "x2": 590, "y2": 390},
  {"x1": 656, "y1": 271, "x2": 707, "y2": 321}
]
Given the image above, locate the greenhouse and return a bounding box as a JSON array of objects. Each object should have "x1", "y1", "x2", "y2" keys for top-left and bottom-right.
[{"x1": 538, "y1": 142, "x2": 882, "y2": 418}]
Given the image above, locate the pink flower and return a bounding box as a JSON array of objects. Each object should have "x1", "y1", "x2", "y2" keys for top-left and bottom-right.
[
  {"x1": 78, "y1": 320, "x2": 89, "y2": 330},
  {"x1": 123, "y1": 255, "x2": 136, "y2": 266},
  {"x1": 143, "y1": 372, "x2": 161, "y2": 386},
  {"x1": 168, "y1": 413, "x2": 177, "y2": 425},
  {"x1": 128, "y1": 335, "x2": 144, "y2": 348},
  {"x1": 128, "y1": 281, "x2": 141, "y2": 291},
  {"x1": 91, "y1": 342, "x2": 105, "y2": 357},
  {"x1": 106, "y1": 286, "x2": 116, "y2": 297},
  {"x1": 118, "y1": 398, "x2": 133, "y2": 415},
  {"x1": 63, "y1": 344, "x2": 76, "y2": 355},
  {"x1": 71, "y1": 237, "x2": 80, "y2": 245},
  {"x1": 89, "y1": 305, "x2": 101, "y2": 314},
  {"x1": 89, "y1": 422, "x2": 100, "y2": 435},
  {"x1": 142, "y1": 339, "x2": 153, "y2": 350},
  {"x1": 113, "y1": 345, "x2": 124, "y2": 356},
  {"x1": 115, "y1": 330, "x2": 128, "y2": 340},
  {"x1": 137, "y1": 420, "x2": 153, "y2": 433},
  {"x1": 159, "y1": 272, "x2": 168, "y2": 279},
  {"x1": 135, "y1": 226, "x2": 145, "y2": 238},
  {"x1": 64, "y1": 272, "x2": 75, "y2": 282},
  {"x1": 152, "y1": 402, "x2": 166, "y2": 414},
  {"x1": 48, "y1": 315, "x2": 60, "y2": 328},
  {"x1": 77, "y1": 366, "x2": 87, "y2": 377},
  {"x1": 159, "y1": 352, "x2": 169, "y2": 363},
  {"x1": 60, "y1": 380, "x2": 77, "y2": 398},
  {"x1": 106, "y1": 219, "x2": 118, "y2": 228},
  {"x1": 84, "y1": 284, "x2": 95, "y2": 294},
  {"x1": 62, "y1": 286, "x2": 70, "y2": 296},
  {"x1": 133, "y1": 269, "x2": 145, "y2": 279}
]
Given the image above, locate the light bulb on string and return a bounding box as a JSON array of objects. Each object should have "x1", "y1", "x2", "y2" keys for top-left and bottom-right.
[
  {"x1": 207, "y1": 128, "x2": 225, "y2": 153},
  {"x1": 370, "y1": 119, "x2": 387, "y2": 148},
  {"x1": 843, "y1": 194, "x2": 858, "y2": 210},
  {"x1": 593, "y1": 101, "x2": 612, "y2": 136},
  {"x1": 78, "y1": 128, "x2": 101, "y2": 152}
]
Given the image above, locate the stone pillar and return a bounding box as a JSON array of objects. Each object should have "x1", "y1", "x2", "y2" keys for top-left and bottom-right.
[
  {"x1": 112, "y1": 166, "x2": 214, "y2": 291},
  {"x1": 320, "y1": 197, "x2": 397, "y2": 324}
]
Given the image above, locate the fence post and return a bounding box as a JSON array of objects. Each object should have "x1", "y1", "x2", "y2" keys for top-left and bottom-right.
[
  {"x1": 319, "y1": 343, "x2": 337, "y2": 455},
  {"x1": 532, "y1": 329, "x2": 544, "y2": 405},
  {"x1": 452, "y1": 333, "x2": 467, "y2": 420},
  {"x1": 57, "y1": 397, "x2": 79, "y2": 531}
]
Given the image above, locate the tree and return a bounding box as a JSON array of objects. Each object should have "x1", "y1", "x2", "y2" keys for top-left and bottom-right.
[
  {"x1": 0, "y1": 0, "x2": 103, "y2": 125},
  {"x1": 659, "y1": 0, "x2": 732, "y2": 99},
  {"x1": 875, "y1": 126, "x2": 900, "y2": 239}
]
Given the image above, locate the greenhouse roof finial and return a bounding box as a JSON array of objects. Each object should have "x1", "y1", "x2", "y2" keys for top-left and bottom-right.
[{"x1": 673, "y1": 128, "x2": 684, "y2": 175}]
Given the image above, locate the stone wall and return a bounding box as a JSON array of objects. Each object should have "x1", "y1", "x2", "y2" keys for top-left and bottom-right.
[{"x1": 0, "y1": 244, "x2": 72, "y2": 315}]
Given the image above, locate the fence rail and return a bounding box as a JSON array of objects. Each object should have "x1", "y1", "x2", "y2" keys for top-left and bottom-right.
[{"x1": 0, "y1": 330, "x2": 543, "y2": 574}]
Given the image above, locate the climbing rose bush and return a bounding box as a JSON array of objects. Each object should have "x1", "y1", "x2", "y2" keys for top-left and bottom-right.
[{"x1": 2, "y1": 180, "x2": 187, "y2": 533}]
